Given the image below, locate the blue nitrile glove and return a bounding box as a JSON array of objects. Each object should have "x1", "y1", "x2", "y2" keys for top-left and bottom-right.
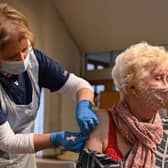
[
  {"x1": 50, "y1": 131, "x2": 88, "y2": 153},
  {"x1": 76, "y1": 100, "x2": 99, "y2": 134}
]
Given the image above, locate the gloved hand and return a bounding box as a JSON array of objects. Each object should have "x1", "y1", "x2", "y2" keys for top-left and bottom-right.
[
  {"x1": 76, "y1": 100, "x2": 99, "y2": 134},
  {"x1": 50, "y1": 131, "x2": 88, "y2": 153}
]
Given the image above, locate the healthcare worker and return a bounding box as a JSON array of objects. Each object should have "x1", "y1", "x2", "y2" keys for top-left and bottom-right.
[{"x1": 0, "y1": 3, "x2": 99, "y2": 168}]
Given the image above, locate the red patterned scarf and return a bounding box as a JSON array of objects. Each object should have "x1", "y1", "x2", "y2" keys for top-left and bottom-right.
[{"x1": 112, "y1": 101, "x2": 163, "y2": 168}]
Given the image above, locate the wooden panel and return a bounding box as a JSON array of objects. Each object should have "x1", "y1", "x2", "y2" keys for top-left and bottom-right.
[{"x1": 99, "y1": 91, "x2": 120, "y2": 109}]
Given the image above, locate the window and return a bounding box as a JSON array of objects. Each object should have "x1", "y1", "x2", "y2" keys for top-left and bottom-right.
[
  {"x1": 87, "y1": 63, "x2": 95, "y2": 71},
  {"x1": 92, "y1": 84, "x2": 105, "y2": 107},
  {"x1": 93, "y1": 85, "x2": 105, "y2": 94},
  {"x1": 85, "y1": 50, "x2": 123, "y2": 71},
  {"x1": 34, "y1": 89, "x2": 44, "y2": 134},
  {"x1": 84, "y1": 49, "x2": 124, "y2": 108}
]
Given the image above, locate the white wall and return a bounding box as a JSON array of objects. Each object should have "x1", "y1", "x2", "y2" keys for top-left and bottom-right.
[{"x1": 3, "y1": 0, "x2": 82, "y2": 132}]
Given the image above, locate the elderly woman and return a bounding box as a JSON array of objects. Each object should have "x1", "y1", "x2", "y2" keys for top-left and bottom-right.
[{"x1": 77, "y1": 42, "x2": 168, "y2": 168}]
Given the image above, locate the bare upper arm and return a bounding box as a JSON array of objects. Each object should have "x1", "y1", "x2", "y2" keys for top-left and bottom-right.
[{"x1": 85, "y1": 109, "x2": 109, "y2": 153}]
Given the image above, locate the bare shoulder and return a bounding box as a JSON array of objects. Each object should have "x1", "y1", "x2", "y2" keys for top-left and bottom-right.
[
  {"x1": 85, "y1": 109, "x2": 110, "y2": 153},
  {"x1": 96, "y1": 109, "x2": 109, "y2": 123}
]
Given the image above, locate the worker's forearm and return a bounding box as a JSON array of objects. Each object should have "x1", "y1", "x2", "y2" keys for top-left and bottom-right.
[
  {"x1": 0, "y1": 122, "x2": 54, "y2": 154},
  {"x1": 33, "y1": 134, "x2": 53, "y2": 152},
  {"x1": 58, "y1": 73, "x2": 93, "y2": 101},
  {"x1": 76, "y1": 88, "x2": 94, "y2": 104}
]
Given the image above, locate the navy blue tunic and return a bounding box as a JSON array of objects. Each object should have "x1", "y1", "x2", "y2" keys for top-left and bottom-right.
[{"x1": 0, "y1": 49, "x2": 69, "y2": 124}]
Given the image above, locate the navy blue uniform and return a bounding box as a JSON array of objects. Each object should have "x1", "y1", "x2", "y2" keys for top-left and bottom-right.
[{"x1": 0, "y1": 49, "x2": 69, "y2": 124}]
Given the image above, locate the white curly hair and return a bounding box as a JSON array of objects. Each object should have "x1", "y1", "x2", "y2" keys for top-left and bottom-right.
[{"x1": 112, "y1": 42, "x2": 168, "y2": 95}]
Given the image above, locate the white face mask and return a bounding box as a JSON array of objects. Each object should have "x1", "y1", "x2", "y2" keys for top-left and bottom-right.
[{"x1": 1, "y1": 52, "x2": 30, "y2": 75}]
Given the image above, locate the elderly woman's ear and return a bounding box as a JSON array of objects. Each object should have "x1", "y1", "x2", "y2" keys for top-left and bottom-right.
[{"x1": 126, "y1": 83, "x2": 138, "y2": 96}]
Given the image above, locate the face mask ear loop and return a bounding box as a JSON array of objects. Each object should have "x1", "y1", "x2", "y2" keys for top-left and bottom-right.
[
  {"x1": 27, "y1": 40, "x2": 32, "y2": 49},
  {"x1": 27, "y1": 40, "x2": 32, "y2": 55}
]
